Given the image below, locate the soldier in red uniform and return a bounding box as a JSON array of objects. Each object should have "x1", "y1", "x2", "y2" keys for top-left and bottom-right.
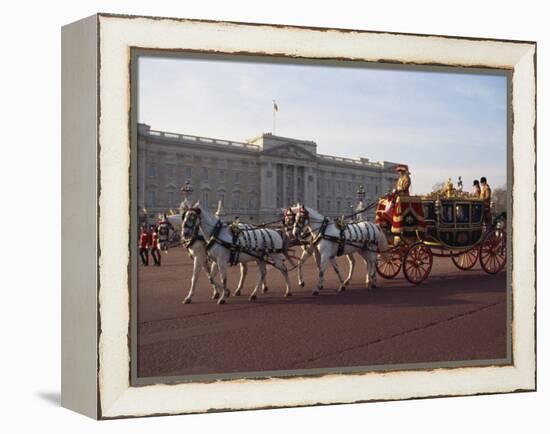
[
  {"x1": 139, "y1": 225, "x2": 151, "y2": 266},
  {"x1": 150, "y1": 225, "x2": 161, "y2": 266}
]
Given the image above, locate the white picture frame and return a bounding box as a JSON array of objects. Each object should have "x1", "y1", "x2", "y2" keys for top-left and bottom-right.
[{"x1": 61, "y1": 13, "x2": 536, "y2": 419}]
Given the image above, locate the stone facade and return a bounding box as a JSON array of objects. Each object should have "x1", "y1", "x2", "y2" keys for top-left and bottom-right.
[{"x1": 138, "y1": 123, "x2": 402, "y2": 222}]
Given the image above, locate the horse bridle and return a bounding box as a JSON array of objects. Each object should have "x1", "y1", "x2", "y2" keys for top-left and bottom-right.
[
  {"x1": 181, "y1": 208, "x2": 203, "y2": 248},
  {"x1": 293, "y1": 208, "x2": 313, "y2": 240}
]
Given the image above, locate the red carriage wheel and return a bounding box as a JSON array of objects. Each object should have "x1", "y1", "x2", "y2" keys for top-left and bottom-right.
[
  {"x1": 480, "y1": 229, "x2": 506, "y2": 274},
  {"x1": 451, "y1": 247, "x2": 479, "y2": 270},
  {"x1": 376, "y1": 248, "x2": 402, "y2": 279},
  {"x1": 403, "y1": 242, "x2": 433, "y2": 284}
]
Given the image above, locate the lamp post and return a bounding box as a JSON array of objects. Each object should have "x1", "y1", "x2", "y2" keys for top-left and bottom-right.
[
  {"x1": 355, "y1": 185, "x2": 366, "y2": 221},
  {"x1": 356, "y1": 185, "x2": 366, "y2": 203},
  {"x1": 181, "y1": 179, "x2": 194, "y2": 201}
]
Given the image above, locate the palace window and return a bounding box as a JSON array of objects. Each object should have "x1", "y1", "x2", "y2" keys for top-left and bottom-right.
[
  {"x1": 166, "y1": 164, "x2": 175, "y2": 179},
  {"x1": 201, "y1": 167, "x2": 209, "y2": 181},
  {"x1": 147, "y1": 191, "x2": 156, "y2": 206},
  {"x1": 148, "y1": 163, "x2": 156, "y2": 178},
  {"x1": 202, "y1": 191, "x2": 209, "y2": 208},
  {"x1": 185, "y1": 167, "x2": 192, "y2": 179},
  {"x1": 232, "y1": 192, "x2": 241, "y2": 209},
  {"x1": 167, "y1": 191, "x2": 175, "y2": 206},
  {"x1": 234, "y1": 172, "x2": 240, "y2": 184},
  {"x1": 218, "y1": 169, "x2": 225, "y2": 181},
  {"x1": 248, "y1": 194, "x2": 257, "y2": 209}
]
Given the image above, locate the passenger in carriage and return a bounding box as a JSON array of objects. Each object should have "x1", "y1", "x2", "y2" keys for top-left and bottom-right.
[
  {"x1": 480, "y1": 177, "x2": 492, "y2": 225},
  {"x1": 472, "y1": 179, "x2": 481, "y2": 198}
]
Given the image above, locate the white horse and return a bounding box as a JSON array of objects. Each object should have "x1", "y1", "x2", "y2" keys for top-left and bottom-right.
[
  {"x1": 182, "y1": 202, "x2": 292, "y2": 304},
  {"x1": 282, "y1": 205, "x2": 357, "y2": 289},
  {"x1": 164, "y1": 200, "x2": 250, "y2": 304},
  {"x1": 292, "y1": 205, "x2": 389, "y2": 295}
]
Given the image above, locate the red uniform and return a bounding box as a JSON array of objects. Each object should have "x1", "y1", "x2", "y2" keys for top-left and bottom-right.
[
  {"x1": 139, "y1": 231, "x2": 152, "y2": 249},
  {"x1": 150, "y1": 230, "x2": 161, "y2": 266},
  {"x1": 151, "y1": 232, "x2": 159, "y2": 250},
  {"x1": 139, "y1": 229, "x2": 152, "y2": 266}
]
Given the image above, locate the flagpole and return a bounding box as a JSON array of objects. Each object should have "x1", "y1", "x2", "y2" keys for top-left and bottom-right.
[{"x1": 273, "y1": 101, "x2": 276, "y2": 135}]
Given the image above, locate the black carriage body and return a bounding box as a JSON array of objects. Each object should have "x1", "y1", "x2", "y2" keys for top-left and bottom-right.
[{"x1": 422, "y1": 197, "x2": 484, "y2": 248}]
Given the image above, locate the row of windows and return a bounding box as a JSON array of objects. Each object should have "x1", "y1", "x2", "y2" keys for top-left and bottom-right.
[
  {"x1": 146, "y1": 190, "x2": 258, "y2": 210},
  {"x1": 148, "y1": 164, "x2": 259, "y2": 185},
  {"x1": 318, "y1": 179, "x2": 380, "y2": 195}
]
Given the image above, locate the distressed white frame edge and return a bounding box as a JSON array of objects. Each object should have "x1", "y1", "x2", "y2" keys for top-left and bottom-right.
[{"x1": 95, "y1": 15, "x2": 535, "y2": 419}]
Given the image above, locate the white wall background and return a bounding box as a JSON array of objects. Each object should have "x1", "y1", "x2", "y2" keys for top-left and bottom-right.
[{"x1": 0, "y1": 0, "x2": 547, "y2": 432}]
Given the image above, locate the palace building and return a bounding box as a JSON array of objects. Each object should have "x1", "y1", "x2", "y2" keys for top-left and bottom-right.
[{"x1": 138, "y1": 123, "x2": 402, "y2": 222}]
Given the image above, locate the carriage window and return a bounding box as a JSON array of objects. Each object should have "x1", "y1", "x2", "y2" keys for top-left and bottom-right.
[
  {"x1": 472, "y1": 203, "x2": 483, "y2": 222},
  {"x1": 441, "y1": 204, "x2": 453, "y2": 223},
  {"x1": 423, "y1": 203, "x2": 435, "y2": 220},
  {"x1": 455, "y1": 204, "x2": 470, "y2": 223}
]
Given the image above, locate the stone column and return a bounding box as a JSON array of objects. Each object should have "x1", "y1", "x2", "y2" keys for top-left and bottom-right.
[
  {"x1": 306, "y1": 166, "x2": 317, "y2": 207},
  {"x1": 293, "y1": 165, "x2": 298, "y2": 204},
  {"x1": 138, "y1": 142, "x2": 147, "y2": 210},
  {"x1": 259, "y1": 160, "x2": 276, "y2": 219},
  {"x1": 282, "y1": 164, "x2": 288, "y2": 205}
]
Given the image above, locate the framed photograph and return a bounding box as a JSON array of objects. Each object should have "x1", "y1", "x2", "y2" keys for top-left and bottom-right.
[{"x1": 61, "y1": 13, "x2": 536, "y2": 419}]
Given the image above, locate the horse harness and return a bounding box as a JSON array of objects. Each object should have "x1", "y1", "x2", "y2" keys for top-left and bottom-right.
[
  {"x1": 309, "y1": 218, "x2": 379, "y2": 256},
  {"x1": 203, "y1": 219, "x2": 285, "y2": 266}
]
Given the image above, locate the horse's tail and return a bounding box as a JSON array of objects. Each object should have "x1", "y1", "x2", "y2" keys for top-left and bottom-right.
[{"x1": 376, "y1": 226, "x2": 390, "y2": 260}]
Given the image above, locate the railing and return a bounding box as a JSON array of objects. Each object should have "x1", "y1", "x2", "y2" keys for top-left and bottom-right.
[
  {"x1": 147, "y1": 129, "x2": 392, "y2": 168},
  {"x1": 148, "y1": 129, "x2": 260, "y2": 151},
  {"x1": 318, "y1": 154, "x2": 383, "y2": 168}
]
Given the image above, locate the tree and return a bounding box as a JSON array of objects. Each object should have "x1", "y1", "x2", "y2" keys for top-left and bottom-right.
[{"x1": 492, "y1": 185, "x2": 507, "y2": 215}]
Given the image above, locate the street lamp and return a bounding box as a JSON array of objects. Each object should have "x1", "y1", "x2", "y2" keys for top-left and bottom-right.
[
  {"x1": 356, "y1": 185, "x2": 366, "y2": 203},
  {"x1": 181, "y1": 179, "x2": 194, "y2": 201},
  {"x1": 355, "y1": 185, "x2": 366, "y2": 222}
]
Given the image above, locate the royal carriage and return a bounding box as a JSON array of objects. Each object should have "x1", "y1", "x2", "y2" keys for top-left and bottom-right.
[{"x1": 374, "y1": 192, "x2": 507, "y2": 284}]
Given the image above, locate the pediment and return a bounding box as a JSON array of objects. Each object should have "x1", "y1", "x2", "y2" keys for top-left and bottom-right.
[{"x1": 261, "y1": 143, "x2": 317, "y2": 161}]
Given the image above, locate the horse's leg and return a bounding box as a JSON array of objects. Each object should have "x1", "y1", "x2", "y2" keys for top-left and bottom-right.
[
  {"x1": 344, "y1": 254, "x2": 355, "y2": 286},
  {"x1": 314, "y1": 252, "x2": 329, "y2": 296},
  {"x1": 217, "y1": 260, "x2": 229, "y2": 305},
  {"x1": 329, "y1": 256, "x2": 346, "y2": 292},
  {"x1": 368, "y1": 251, "x2": 378, "y2": 288},
  {"x1": 183, "y1": 253, "x2": 202, "y2": 304},
  {"x1": 358, "y1": 251, "x2": 374, "y2": 289},
  {"x1": 274, "y1": 255, "x2": 292, "y2": 297},
  {"x1": 208, "y1": 260, "x2": 221, "y2": 299},
  {"x1": 297, "y1": 247, "x2": 311, "y2": 288},
  {"x1": 249, "y1": 261, "x2": 266, "y2": 301},
  {"x1": 261, "y1": 262, "x2": 268, "y2": 293},
  {"x1": 234, "y1": 262, "x2": 247, "y2": 296}
]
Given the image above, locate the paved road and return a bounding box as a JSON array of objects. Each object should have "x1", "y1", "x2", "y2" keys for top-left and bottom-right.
[{"x1": 137, "y1": 247, "x2": 508, "y2": 379}]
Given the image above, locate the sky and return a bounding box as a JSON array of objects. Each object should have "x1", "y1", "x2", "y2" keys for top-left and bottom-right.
[{"x1": 138, "y1": 55, "x2": 508, "y2": 194}]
